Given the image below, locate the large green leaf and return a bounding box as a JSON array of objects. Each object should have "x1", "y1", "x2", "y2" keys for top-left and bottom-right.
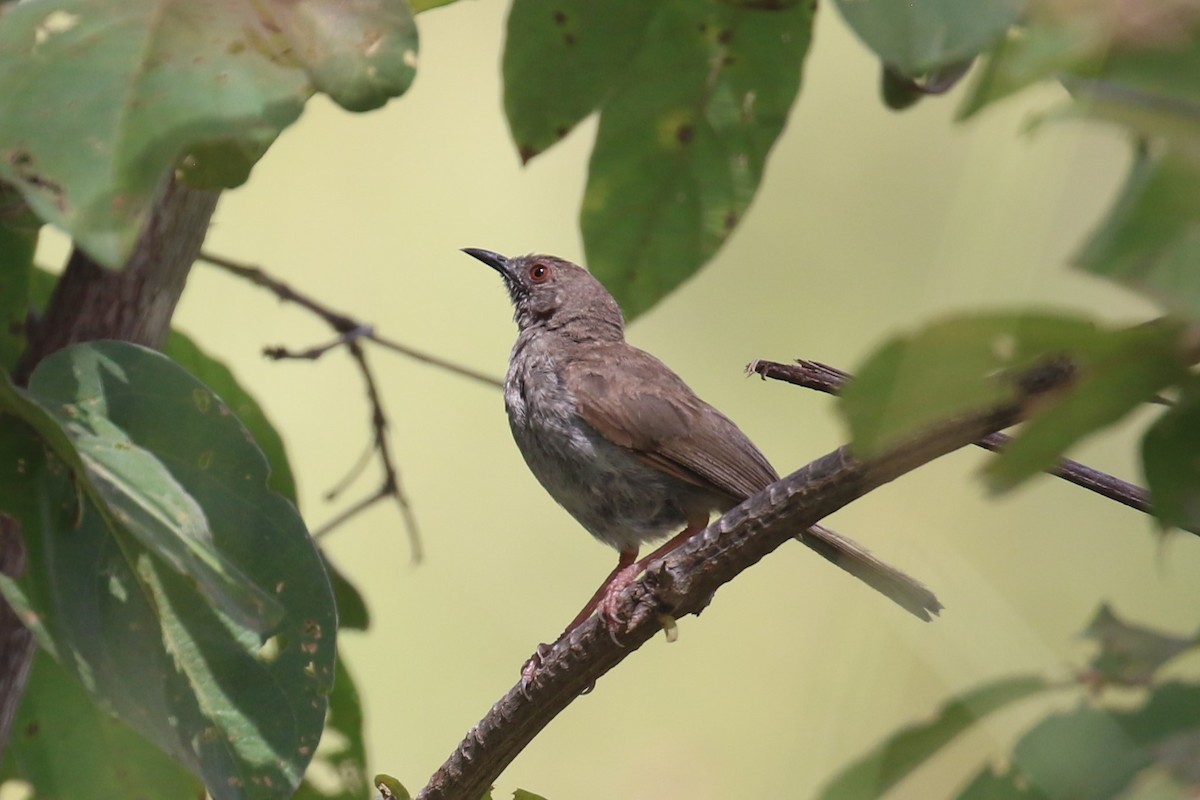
[
  {"x1": 816, "y1": 675, "x2": 1053, "y2": 800},
  {"x1": 0, "y1": 342, "x2": 337, "y2": 800},
  {"x1": 165, "y1": 331, "x2": 298, "y2": 503},
  {"x1": 0, "y1": 0, "x2": 417, "y2": 267},
  {"x1": 294, "y1": 658, "x2": 369, "y2": 800},
  {"x1": 832, "y1": 0, "x2": 1021, "y2": 76},
  {"x1": 503, "y1": 0, "x2": 656, "y2": 162},
  {"x1": 11, "y1": 344, "x2": 285, "y2": 631},
  {"x1": 1076, "y1": 150, "x2": 1200, "y2": 320},
  {"x1": 0, "y1": 650, "x2": 202, "y2": 800},
  {"x1": 580, "y1": 0, "x2": 813, "y2": 319},
  {"x1": 164, "y1": 330, "x2": 370, "y2": 630}
]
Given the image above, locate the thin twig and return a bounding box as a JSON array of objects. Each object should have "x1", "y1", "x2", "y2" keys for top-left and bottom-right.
[
  {"x1": 746, "y1": 358, "x2": 1196, "y2": 537},
  {"x1": 415, "y1": 359, "x2": 1076, "y2": 800},
  {"x1": 198, "y1": 252, "x2": 457, "y2": 558},
  {"x1": 199, "y1": 251, "x2": 503, "y2": 389}
]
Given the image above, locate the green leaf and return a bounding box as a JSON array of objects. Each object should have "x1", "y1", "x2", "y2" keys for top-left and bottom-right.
[
  {"x1": 0, "y1": 343, "x2": 337, "y2": 800},
  {"x1": 1080, "y1": 604, "x2": 1200, "y2": 689},
  {"x1": 840, "y1": 312, "x2": 1104, "y2": 457},
  {"x1": 374, "y1": 774, "x2": 413, "y2": 800},
  {"x1": 294, "y1": 658, "x2": 369, "y2": 800},
  {"x1": 163, "y1": 331, "x2": 370, "y2": 630},
  {"x1": 1142, "y1": 377, "x2": 1200, "y2": 531},
  {"x1": 513, "y1": 791, "x2": 551, "y2": 800},
  {"x1": 327, "y1": 551, "x2": 371, "y2": 631},
  {"x1": 985, "y1": 318, "x2": 1191, "y2": 491},
  {"x1": 503, "y1": 0, "x2": 656, "y2": 162},
  {"x1": 958, "y1": 21, "x2": 1102, "y2": 119},
  {"x1": 408, "y1": 0, "x2": 458, "y2": 12},
  {"x1": 25, "y1": 343, "x2": 285, "y2": 632},
  {"x1": 956, "y1": 766, "x2": 1044, "y2": 799},
  {"x1": 832, "y1": 0, "x2": 1021, "y2": 76},
  {"x1": 581, "y1": 0, "x2": 814, "y2": 320},
  {"x1": 251, "y1": 0, "x2": 418, "y2": 114},
  {"x1": 165, "y1": 331, "x2": 297, "y2": 503},
  {"x1": 1076, "y1": 150, "x2": 1200, "y2": 319},
  {"x1": 840, "y1": 313, "x2": 1191, "y2": 491},
  {"x1": 956, "y1": 682, "x2": 1200, "y2": 800},
  {"x1": 0, "y1": 0, "x2": 417, "y2": 267},
  {"x1": 0, "y1": 650, "x2": 202, "y2": 800},
  {"x1": 1064, "y1": 45, "x2": 1200, "y2": 150},
  {"x1": 816, "y1": 675, "x2": 1053, "y2": 800}
]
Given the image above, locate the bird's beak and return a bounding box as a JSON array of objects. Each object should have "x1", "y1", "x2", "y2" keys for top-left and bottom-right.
[{"x1": 461, "y1": 248, "x2": 510, "y2": 278}]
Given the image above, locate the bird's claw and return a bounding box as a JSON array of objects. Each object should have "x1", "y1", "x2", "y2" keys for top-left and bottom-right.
[{"x1": 519, "y1": 642, "x2": 553, "y2": 696}]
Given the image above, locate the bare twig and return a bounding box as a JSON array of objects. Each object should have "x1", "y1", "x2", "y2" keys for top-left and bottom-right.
[
  {"x1": 415, "y1": 361, "x2": 1075, "y2": 800},
  {"x1": 197, "y1": 252, "x2": 474, "y2": 558},
  {"x1": 746, "y1": 358, "x2": 1196, "y2": 536},
  {"x1": 199, "y1": 251, "x2": 502, "y2": 389}
]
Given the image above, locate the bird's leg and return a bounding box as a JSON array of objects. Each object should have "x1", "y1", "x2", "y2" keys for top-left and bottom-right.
[
  {"x1": 521, "y1": 513, "x2": 711, "y2": 686},
  {"x1": 521, "y1": 547, "x2": 639, "y2": 687},
  {"x1": 594, "y1": 511, "x2": 710, "y2": 627}
]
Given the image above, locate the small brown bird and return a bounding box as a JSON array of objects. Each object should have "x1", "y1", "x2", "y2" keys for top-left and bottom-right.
[{"x1": 465, "y1": 248, "x2": 940, "y2": 669}]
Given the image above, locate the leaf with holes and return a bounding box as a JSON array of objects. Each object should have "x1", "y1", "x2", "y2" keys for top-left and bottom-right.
[
  {"x1": 0, "y1": 651, "x2": 203, "y2": 800},
  {"x1": 0, "y1": 341, "x2": 336, "y2": 800},
  {"x1": 0, "y1": 0, "x2": 417, "y2": 267},
  {"x1": 503, "y1": 0, "x2": 656, "y2": 162},
  {"x1": 580, "y1": 0, "x2": 813, "y2": 319}
]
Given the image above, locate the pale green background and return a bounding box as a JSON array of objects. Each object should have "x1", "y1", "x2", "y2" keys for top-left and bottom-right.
[{"x1": 39, "y1": 2, "x2": 1200, "y2": 798}]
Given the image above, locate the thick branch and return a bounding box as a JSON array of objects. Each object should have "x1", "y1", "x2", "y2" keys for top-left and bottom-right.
[
  {"x1": 416, "y1": 364, "x2": 1071, "y2": 800},
  {"x1": 1, "y1": 173, "x2": 218, "y2": 757}
]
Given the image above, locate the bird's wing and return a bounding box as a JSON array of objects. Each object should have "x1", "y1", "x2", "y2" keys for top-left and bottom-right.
[{"x1": 562, "y1": 344, "x2": 778, "y2": 502}]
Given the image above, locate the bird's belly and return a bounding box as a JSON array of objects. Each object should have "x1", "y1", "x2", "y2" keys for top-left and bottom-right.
[{"x1": 506, "y1": 380, "x2": 707, "y2": 552}]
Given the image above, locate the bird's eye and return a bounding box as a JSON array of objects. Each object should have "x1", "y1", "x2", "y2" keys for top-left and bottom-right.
[{"x1": 529, "y1": 263, "x2": 550, "y2": 283}]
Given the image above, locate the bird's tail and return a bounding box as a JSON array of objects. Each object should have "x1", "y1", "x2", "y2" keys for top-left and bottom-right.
[{"x1": 796, "y1": 524, "x2": 942, "y2": 621}]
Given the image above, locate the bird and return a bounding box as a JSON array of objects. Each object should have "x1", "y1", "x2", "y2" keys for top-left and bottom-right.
[{"x1": 463, "y1": 248, "x2": 941, "y2": 673}]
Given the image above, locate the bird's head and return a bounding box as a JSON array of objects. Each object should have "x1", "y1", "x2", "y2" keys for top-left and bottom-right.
[{"x1": 463, "y1": 248, "x2": 625, "y2": 340}]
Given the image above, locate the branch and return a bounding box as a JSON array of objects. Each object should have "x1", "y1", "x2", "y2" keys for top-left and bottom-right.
[
  {"x1": 198, "y1": 252, "x2": 502, "y2": 389},
  {"x1": 747, "y1": 358, "x2": 1195, "y2": 536},
  {"x1": 197, "y1": 252, "x2": 509, "y2": 556},
  {"x1": 415, "y1": 360, "x2": 1075, "y2": 800}
]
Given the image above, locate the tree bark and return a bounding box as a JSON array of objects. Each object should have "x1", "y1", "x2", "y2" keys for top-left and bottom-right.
[{"x1": 0, "y1": 173, "x2": 219, "y2": 758}]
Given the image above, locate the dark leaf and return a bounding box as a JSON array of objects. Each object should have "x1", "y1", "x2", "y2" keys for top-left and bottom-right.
[
  {"x1": 0, "y1": 342, "x2": 337, "y2": 800},
  {"x1": 581, "y1": 0, "x2": 814, "y2": 319}
]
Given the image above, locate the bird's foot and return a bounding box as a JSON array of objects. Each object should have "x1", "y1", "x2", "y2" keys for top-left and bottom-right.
[
  {"x1": 594, "y1": 562, "x2": 643, "y2": 636},
  {"x1": 519, "y1": 642, "x2": 554, "y2": 696}
]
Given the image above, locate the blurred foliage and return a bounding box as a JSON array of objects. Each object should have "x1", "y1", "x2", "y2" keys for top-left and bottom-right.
[
  {"x1": 821, "y1": 604, "x2": 1200, "y2": 799},
  {"x1": 834, "y1": 0, "x2": 1200, "y2": 534}
]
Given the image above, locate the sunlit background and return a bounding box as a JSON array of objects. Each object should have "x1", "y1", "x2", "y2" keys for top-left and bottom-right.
[{"x1": 38, "y1": 1, "x2": 1200, "y2": 798}]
